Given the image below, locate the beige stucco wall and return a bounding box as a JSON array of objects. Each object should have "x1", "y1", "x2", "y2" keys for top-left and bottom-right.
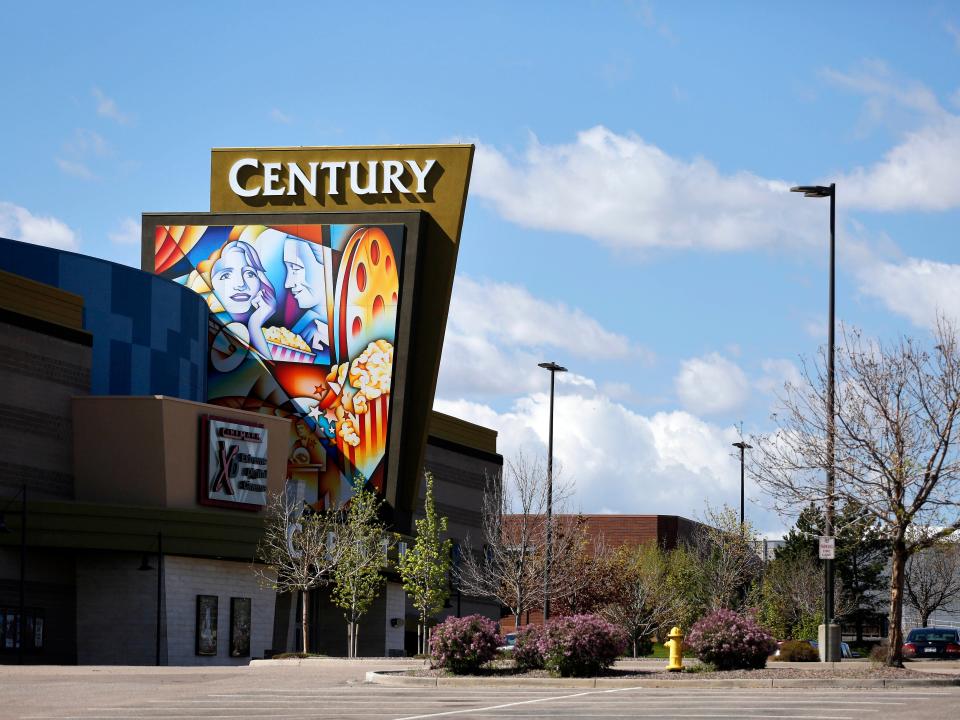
[{"x1": 73, "y1": 395, "x2": 289, "y2": 511}]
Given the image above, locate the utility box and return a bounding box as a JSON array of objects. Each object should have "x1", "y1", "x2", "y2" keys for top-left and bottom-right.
[{"x1": 818, "y1": 623, "x2": 842, "y2": 662}]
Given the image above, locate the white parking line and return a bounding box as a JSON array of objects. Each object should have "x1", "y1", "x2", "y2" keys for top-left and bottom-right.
[{"x1": 390, "y1": 687, "x2": 664, "y2": 720}]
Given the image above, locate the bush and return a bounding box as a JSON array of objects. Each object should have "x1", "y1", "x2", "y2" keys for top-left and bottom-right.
[
  {"x1": 869, "y1": 644, "x2": 889, "y2": 663},
  {"x1": 539, "y1": 614, "x2": 627, "y2": 677},
  {"x1": 513, "y1": 624, "x2": 544, "y2": 671},
  {"x1": 775, "y1": 640, "x2": 818, "y2": 662},
  {"x1": 429, "y1": 614, "x2": 500, "y2": 674},
  {"x1": 686, "y1": 609, "x2": 776, "y2": 671}
]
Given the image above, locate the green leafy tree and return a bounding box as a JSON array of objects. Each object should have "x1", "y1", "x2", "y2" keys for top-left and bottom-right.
[
  {"x1": 663, "y1": 543, "x2": 707, "y2": 631},
  {"x1": 332, "y1": 483, "x2": 393, "y2": 657},
  {"x1": 776, "y1": 501, "x2": 887, "y2": 642},
  {"x1": 399, "y1": 472, "x2": 451, "y2": 655}
]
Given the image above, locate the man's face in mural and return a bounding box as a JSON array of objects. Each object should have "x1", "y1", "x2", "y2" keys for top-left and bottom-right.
[
  {"x1": 212, "y1": 246, "x2": 262, "y2": 315},
  {"x1": 283, "y1": 238, "x2": 325, "y2": 310}
]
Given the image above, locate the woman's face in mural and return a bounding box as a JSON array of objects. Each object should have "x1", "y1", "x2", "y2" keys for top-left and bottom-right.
[
  {"x1": 212, "y1": 247, "x2": 262, "y2": 315},
  {"x1": 283, "y1": 238, "x2": 325, "y2": 310}
]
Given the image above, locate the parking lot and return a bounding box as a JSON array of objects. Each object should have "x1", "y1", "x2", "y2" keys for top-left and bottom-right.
[{"x1": 2, "y1": 663, "x2": 960, "y2": 720}]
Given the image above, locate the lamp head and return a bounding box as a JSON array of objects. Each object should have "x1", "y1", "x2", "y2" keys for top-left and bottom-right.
[
  {"x1": 538, "y1": 361, "x2": 568, "y2": 373},
  {"x1": 732, "y1": 441, "x2": 753, "y2": 450},
  {"x1": 790, "y1": 185, "x2": 833, "y2": 198}
]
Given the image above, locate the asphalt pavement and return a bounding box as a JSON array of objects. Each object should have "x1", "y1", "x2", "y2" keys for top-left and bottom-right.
[{"x1": 2, "y1": 662, "x2": 960, "y2": 720}]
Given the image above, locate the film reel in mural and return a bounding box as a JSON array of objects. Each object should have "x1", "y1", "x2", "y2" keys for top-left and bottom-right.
[{"x1": 153, "y1": 222, "x2": 405, "y2": 509}]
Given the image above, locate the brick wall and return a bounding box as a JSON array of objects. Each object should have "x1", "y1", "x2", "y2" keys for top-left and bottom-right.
[
  {"x1": 162, "y1": 556, "x2": 276, "y2": 666},
  {"x1": 76, "y1": 551, "x2": 161, "y2": 665}
]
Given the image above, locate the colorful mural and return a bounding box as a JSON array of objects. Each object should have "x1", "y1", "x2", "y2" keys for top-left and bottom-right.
[{"x1": 153, "y1": 223, "x2": 405, "y2": 509}]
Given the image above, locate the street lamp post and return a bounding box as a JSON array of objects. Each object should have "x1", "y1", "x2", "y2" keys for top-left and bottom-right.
[
  {"x1": 538, "y1": 361, "x2": 567, "y2": 623},
  {"x1": 732, "y1": 441, "x2": 752, "y2": 530},
  {"x1": 790, "y1": 182, "x2": 838, "y2": 663},
  {"x1": 138, "y1": 530, "x2": 164, "y2": 666}
]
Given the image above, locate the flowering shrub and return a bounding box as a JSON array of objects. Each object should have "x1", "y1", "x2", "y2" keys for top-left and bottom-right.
[
  {"x1": 686, "y1": 609, "x2": 776, "y2": 670},
  {"x1": 429, "y1": 614, "x2": 500, "y2": 674},
  {"x1": 539, "y1": 614, "x2": 627, "y2": 677},
  {"x1": 513, "y1": 624, "x2": 544, "y2": 671}
]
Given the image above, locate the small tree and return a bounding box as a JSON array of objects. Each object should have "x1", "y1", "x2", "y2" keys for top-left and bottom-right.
[
  {"x1": 690, "y1": 505, "x2": 761, "y2": 612},
  {"x1": 457, "y1": 452, "x2": 580, "y2": 626},
  {"x1": 332, "y1": 483, "x2": 393, "y2": 657},
  {"x1": 399, "y1": 471, "x2": 451, "y2": 655},
  {"x1": 600, "y1": 543, "x2": 680, "y2": 656},
  {"x1": 905, "y1": 540, "x2": 960, "y2": 628},
  {"x1": 255, "y1": 485, "x2": 344, "y2": 653}
]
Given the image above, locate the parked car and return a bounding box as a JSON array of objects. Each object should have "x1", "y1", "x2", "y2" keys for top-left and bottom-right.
[
  {"x1": 774, "y1": 639, "x2": 861, "y2": 659},
  {"x1": 902, "y1": 628, "x2": 960, "y2": 659}
]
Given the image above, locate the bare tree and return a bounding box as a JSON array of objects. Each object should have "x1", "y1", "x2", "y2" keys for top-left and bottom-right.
[
  {"x1": 905, "y1": 540, "x2": 960, "y2": 628},
  {"x1": 255, "y1": 483, "x2": 345, "y2": 653},
  {"x1": 455, "y1": 452, "x2": 582, "y2": 625},
  {"x1": 750, "y1": 321, "x2": 960, "y2": 666}
]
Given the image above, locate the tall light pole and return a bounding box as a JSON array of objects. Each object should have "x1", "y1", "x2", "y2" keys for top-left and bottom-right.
[
  {"x1": 538, "y1": 361, "x2": 566, "y2": 622},
  {"x1": 790, "y1": 182, "x2": 838, "y2": 662},
  {"x1": 732, "y1": 441, "x2": 752, "y2": 530}
]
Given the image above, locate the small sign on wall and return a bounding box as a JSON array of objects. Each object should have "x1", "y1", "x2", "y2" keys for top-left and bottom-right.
[
  {"x1": 230, "y1": 598, "x2": 251, "y2": 658},
  {"x1": 196, "y1": 595, "x2": 218, "y2": 656},
  {"x1": 200, "y1": 415, "x2": 269, "y2": 510}
]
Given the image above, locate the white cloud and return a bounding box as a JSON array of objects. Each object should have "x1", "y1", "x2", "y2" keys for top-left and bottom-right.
[
  {"x1": 436, "y1": 275, "x2": 642, "y2": 399},
  {"x1": 0, "y1": 202, "x2": 78, "y2": 250},
  {"x1": 472, "y1": 126, "x2": 821, "y2": 253},
  {"x1": 108, "y1": 217, "x2": 140, "y2": 245},
  {"x1": 674, "y1": 352, "x2": 749, "y2": 415},
  {"x1": 270, "y1": 108, "x2": 293, "y2": 124},
  {"x1": 838, "y1": 116, "x2": 960, "y2": 211},
  {"x1": 822, "y1": 62, "x2": 960, "y2": 211},
  {"x1": 92, "y1": 87, "x2": 130, "y2": 124},
  {"x1": 433, "y1": 391, "x2": 779, "y2": 530},
  {"x1": 855, "y1": 254, "x2": 960, "y2": 329}
]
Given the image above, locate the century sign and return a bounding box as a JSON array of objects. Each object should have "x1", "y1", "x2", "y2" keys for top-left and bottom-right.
[
  {"x1": 227, "y1": 158, "x2": 438, "y2": 198},
  {"x1": 201, "y1": 415, "x2": 269, "y2": 511}
]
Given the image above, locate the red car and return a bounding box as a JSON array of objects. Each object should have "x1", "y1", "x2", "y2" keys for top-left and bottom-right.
[{"x1": 902, "y1": 628, "x2": 960, "y2": 659}]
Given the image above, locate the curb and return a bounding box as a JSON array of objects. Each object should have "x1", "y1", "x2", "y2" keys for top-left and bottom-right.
[
  {"x1": 252, "y1": 658, "x2": 427, "y2": 668},
  {"x1": 365, "y1": 670, "x2": 960, "y2": 689}
]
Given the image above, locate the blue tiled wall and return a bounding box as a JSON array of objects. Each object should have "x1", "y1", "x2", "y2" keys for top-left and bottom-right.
[{"x1": 0, "y1": 237, "x2": 207, "y2": 400}]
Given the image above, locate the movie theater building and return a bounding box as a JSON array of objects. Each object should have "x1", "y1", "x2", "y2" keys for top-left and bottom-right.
[{"x1": 0, "y1": 144, "x2": 502, "y2": 664}]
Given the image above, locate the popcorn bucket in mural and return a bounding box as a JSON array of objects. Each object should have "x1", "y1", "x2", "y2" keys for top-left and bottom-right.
[
  {"x1": 339, "y1": 394, "x2": 389, "y2": 483},
  {"x1": 266, "y1": 341, "x2": 315, "y2": 364}
]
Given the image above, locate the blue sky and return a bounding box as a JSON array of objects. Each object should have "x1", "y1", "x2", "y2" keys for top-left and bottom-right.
[{"x1": 3, "y1": 1, "x2": 960, "y2": 533}]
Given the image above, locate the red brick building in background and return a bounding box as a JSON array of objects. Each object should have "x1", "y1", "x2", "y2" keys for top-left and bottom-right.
[{"x1": 499, "y1": 514, "x2": 704, "y2": 630}]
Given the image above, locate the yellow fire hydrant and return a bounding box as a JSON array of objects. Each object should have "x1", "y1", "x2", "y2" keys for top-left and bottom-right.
[{"x1": 664, "y1": 626, "x2": 684, "y2": 672}]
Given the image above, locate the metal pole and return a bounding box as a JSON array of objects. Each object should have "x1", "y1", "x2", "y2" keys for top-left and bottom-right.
[
  {"x1": 18, "y1": 484, "x2": 26, "y2": 665},
  {"x1": 156, "y1": 531, "x2": 163, "y2": 666},
  {"x1": 543, "y1": 368, "x2": 556, "y2": 622},
  {"x1": 739, "y1": 444, "x2": 745, "y2": 529},
  {"x1": 825, "y1": 183, "x2": 837, "y2": 661}
]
